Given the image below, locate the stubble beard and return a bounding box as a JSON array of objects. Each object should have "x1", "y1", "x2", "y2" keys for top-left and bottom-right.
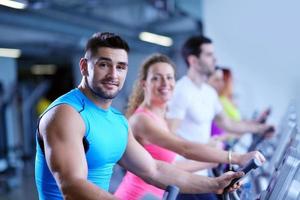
[{"x1": 86, "y1": 78, "x2": 121, "y2": 100}]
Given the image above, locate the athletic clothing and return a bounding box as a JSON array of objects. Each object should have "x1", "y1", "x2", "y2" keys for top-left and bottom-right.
[
  {"x1": 167, "y1": 76, "x2": 222, "y2": 176},
  {"x1": 167, "y1": 76, "x2": 222, "y2": 144},
  {"x1": 115, "y1": 107, "x2": 176, "y2": 200},
  {"x1": 220, "y1": 96, "x2": 241, "y2": 121},
  {"x1": 35, "y1": 88, "x2": 128, "y2": 200},
  {"x1": 211, "y1": 120, "x2": 224, "y2": 137}
]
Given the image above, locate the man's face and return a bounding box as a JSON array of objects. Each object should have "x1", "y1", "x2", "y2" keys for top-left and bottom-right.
[
  {"x1": 85, "y1": 47, "x2": 128, "y2": 99},
  {"x1": 196, "y1": 43, "x2": 216, "y2": 76}
]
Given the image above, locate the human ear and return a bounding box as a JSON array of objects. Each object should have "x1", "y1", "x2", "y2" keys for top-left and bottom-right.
[
  {"x1": 80, "y1": 58, "x2": 89, "y2": 76},
  {"x1": 187, "y1": 55, "x2": 198, "y2": 66}
]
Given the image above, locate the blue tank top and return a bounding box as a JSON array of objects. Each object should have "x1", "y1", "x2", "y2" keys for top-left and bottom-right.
[{"x1": 35, "y1": 88, "x2": 128, "y2": 200}]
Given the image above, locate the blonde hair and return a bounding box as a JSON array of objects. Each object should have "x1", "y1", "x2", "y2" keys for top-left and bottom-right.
[{"x1": 126, "y1": 54, "x2": 176, "y2": 117}]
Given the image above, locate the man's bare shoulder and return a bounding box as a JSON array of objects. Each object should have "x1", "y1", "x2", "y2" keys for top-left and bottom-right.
[{"x1": 39, "y1": 104, "x2": 85, "y2": 139}]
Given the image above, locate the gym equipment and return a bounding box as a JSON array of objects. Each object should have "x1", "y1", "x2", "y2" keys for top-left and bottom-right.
[
  {"x1": 162, "y1": 185, "x2": 180, "y2": 200},
  {"x1": 259, "y1": 153, "x2": 300, "y2": 200},
  {"x1": 222, "y1": 158, "x2": 263, "y2": 200}
]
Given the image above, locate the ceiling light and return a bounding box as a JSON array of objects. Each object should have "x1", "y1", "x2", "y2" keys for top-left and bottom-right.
[
  {"x1": 0, "y1": 0, "x2": 27, "y2": 9},
  {"x1": 139, "y1": 32, "x2": 173, "y2": 47},
  {"x1": 0, "y1": 48, "x2": 21, "y2": 58},
  {"x1": 31, "y1": 64, "x2": 57, "y2": 75}
]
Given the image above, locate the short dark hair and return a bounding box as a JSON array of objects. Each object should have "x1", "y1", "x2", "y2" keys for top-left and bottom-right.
[
  {"x1": 85, "y1": 32, "x2": 130, "y2": 59},
  {"x1": 181, "y1": 35, "x2": 212, "y2": 67}
]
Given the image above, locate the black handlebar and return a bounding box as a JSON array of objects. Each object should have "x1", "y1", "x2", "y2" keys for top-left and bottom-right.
[
  {"x1": 257, "y1": 108, "x2": 271, "y2": 124},
  {"x1": 248, "y1": 126, "x2": 275, "y2": 151},
  {"x1": 224, "y1": 158, "x2": 262, "y2": 191},
  {"x1": 162, "y1": 185, "x2": 180, "y2": 200}
]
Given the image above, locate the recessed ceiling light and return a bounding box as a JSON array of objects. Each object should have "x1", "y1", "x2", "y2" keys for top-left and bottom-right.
[
  {"x1": 0, "y1": 48, "x2": 21, "y2": 58},
  {"x1": 0, "y1": 0, "x2": 27, "y2": 9},
  {"x1": 139, "y1": 32, "x2": 173, "y2": 47}
]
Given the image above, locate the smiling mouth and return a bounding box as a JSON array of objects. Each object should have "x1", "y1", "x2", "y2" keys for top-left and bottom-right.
[
  {"x1": 158, "y1": 88, "x2": 171, "y2": 94},
  {"x1": 101, "y1": 82, "x2": 119, "y2": 90},
  {"x1": 102, "y1": 81, "x2": 119, "y2": 86}
]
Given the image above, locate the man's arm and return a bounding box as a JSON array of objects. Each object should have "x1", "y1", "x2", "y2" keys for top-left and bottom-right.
[
  {"x1": 39, "y1": 105, "x2": 116, "y2": 200},
  {"x1": 118, "y1": 129, "x2": 244, "y2": 194},
  {"x1": 215, "y1": 112, "x2": 273, "y2": 135},
  {"x1": 165, "y1": 116, "x2": 264, "y2": 166}
]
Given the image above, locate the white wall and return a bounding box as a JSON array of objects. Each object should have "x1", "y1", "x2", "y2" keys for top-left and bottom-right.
[{"x1": 203, "y1": 0, "x2": 300, "y2": 123}]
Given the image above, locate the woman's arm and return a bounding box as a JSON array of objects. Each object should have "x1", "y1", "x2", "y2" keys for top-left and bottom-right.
[{"x1": 130, "y1": 113, "x2": 265, "y2": 166}]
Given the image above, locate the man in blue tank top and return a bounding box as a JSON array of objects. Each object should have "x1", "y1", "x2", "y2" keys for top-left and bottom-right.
[{"x1": 35, "y1": 32, "x2": 246, "y2": 200}]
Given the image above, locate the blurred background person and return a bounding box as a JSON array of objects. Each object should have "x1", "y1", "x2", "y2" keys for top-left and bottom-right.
[
  {"x1": 166, "y1": 35, "x2": 274, "y2": 200},
  {"x1": 208, "y1": 67, "x2": 240, "y2": 146}
]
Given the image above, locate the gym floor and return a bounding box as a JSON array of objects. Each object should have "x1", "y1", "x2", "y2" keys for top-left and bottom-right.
[
  {"x1": 0, "y1": 175, "x2": 38, "y2": 200},
  {"x1": 0, "y1": 160, "x2": 38, "y2": 200}
]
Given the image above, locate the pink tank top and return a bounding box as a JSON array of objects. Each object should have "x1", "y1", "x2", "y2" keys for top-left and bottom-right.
[{"x1": 114, "y1": 107, "x2": 176, "y2": 200}]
